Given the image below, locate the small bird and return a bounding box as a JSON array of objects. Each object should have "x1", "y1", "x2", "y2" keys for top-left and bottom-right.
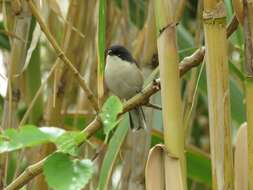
[{"x1": 105, "y1": 45, "x2": 146, "y2": 130}]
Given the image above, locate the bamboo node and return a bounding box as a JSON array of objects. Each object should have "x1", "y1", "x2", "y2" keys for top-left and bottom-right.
[
  {"x1": 203, "y1": 1, "x2": 226, "y2": 25},
  {"x1": 57, "y1": 51, "x2": 64, "y2": 59},
  {"x1": 246, "y1": 75, "x2": 253, "y2": 79},
  {"x1": 159, "y1": 22, "x2": 178, "y2": 36}
]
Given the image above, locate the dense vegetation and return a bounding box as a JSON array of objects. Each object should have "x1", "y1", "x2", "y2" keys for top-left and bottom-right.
[{"x1": 0, "y1": 0, "x2": 251, "y2": 190}]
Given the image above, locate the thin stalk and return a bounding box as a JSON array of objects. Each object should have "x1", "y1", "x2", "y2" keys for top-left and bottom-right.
[
  {"x1": 154, "y1": 0, "x2": 187, "y2": 189},
  {"x1": 203, "y1": 1, "x2": 233, "y2": 189}
]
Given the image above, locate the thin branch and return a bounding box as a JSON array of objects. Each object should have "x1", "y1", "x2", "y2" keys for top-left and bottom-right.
[
  {"x1": 144, "y1": 103, "x2": 162, "y2": 110},
  {"x1": 26, "y1": 0, "x2": 99, "y2": 112}
]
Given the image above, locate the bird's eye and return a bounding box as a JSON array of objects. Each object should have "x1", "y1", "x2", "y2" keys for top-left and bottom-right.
[{"x1": 107, "y1": 49, "x2": 113, "y2": 55}]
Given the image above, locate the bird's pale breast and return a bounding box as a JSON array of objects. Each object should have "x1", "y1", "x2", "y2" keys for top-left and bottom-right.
[{"x1": 105, "y1": 55, "x2": 143, "y2": 99}]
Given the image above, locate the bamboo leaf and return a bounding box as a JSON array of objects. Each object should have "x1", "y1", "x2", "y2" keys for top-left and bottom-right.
[
  {"x1": 129, "y1": 0, "x2": 147, "y2": 29},
  {"x1": 186, "y1": 147, "x2": 212, "y2": 187},
  {"x1": 98, "y1": 114, "x2": 129, "y2": 190},
  {"x1": 97, "y1": 0, "x2": 106, "y2": 98},
  {"x1": 21, "y1": 22, "x2": 41, "y2": 74}
]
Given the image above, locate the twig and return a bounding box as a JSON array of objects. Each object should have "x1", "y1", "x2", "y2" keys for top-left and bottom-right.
[
  {"x1": 144, "y1": 103, "x2": 162, "y2": 110},
  {"x1": 26, "y1": 0, "x2": 99, "y2": 112}
]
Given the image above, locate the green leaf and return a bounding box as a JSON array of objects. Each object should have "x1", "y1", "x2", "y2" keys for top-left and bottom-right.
[
  {"x1": 43, "y1": 153, "x2": 93, "y2": 190},
  {"x1": 114, "y1": 0, "x2": 122, "y2": 8},
  {"x1": 128, "y1": 0, "x2": 147, "y2": 29},
  {"x1": 186, "y1": 148, "x2": 212, "y2": 187},
  {"x1": 0, "y1": 22, "x2": 10, "y2": 50},
  {"x1": 55, "y1": 132, "x2": 86, "y2": 156},
  {"x1": 0, "y1": 125, "x2": 52, "y2": 153},
  {"x1": 0, "y1": 126, "x2": 67, "y2": 153},
  {"x1": 98, "y1": 0, "x2": 106, "y2": 73},
  {"x1": 100, "y1": 96, "x2": 123, "y2": 138},
  {"x1": 39, "y1": 127, "x2": 66, "y2": 139},
  {"x1": 98, "y1": 114, "x2": 129, "y2": 190}
]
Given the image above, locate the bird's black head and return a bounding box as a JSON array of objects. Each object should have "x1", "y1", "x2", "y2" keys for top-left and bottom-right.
[{"x1": 107, "y1": 45, "x2": 135, "y2": 63}]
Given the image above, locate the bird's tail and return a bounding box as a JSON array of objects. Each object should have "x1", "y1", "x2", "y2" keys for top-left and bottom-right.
[{"x1": 129, "y1": 107, "x2": 146, "y2": 130}]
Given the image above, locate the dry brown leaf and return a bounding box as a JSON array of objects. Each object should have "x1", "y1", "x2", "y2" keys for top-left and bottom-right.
[
  {"x1": 234, "y1": 122, "x2": 248, "y2": 190},
  {"x1": 145, "y1": 144, "x2": 184, "y2": 190}
]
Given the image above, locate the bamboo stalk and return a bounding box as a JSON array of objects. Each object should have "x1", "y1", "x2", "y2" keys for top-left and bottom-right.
[
  {"x1": 243, "y1": 0, "x2": 253, "y2": 190},
  {"x1": 203, "y1": 1, "x2": 233, "y2": 189},
  {"x1": 2, "y1": 0, "x2": 31, "y2": 129},
  {"x1": 154, "y1": 0, "x2": 187, "y2": 189}
]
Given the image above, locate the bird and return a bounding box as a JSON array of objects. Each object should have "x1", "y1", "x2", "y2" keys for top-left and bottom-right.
[{"x1": 105, "y1": 45, "x2": 146, "y2": 130}]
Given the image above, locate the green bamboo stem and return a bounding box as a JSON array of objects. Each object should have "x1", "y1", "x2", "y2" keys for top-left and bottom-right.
[
  {"x1": 203, "y1": 1, "x2": 233, "y2": 189},
  {"x1": 155, "y1": 0, "x2": 187, "y2": 189}
]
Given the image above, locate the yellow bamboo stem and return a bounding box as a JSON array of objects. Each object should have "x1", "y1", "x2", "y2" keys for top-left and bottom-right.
[
  {"x1": 155, "y1": 0, "x2": 187, "y2": 189},
  {"x1": 203, "y1": 1, "x2": 233, "y2": 189}
]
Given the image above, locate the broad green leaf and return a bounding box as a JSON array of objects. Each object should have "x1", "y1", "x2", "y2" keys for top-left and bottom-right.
[
  {"x1": 98, "y1": 114, "x2": 129, "y2": 190},
  {"x1": 0, "y1": 126, "x2": 67, "y2": 153},
  {"x1": 186, "y1": 147, "x2": 212, "y2": 187},
  {"x1": 43, "y1": 153, "x2": 93, "y2": 190},
  {"x1": 100, "y1": 96, "x2": 123, "y2": 138},
  {"x1": 39, "y1": 127, "x2": 65, "y2": 139},
  {"x1": 0, "y1": 125, "x2": 52, "y2": 153},
  {"x1": 55, "y1": 132, "x2": 86, "y2": 156},
  {"x1": 64, "y1": 115, "x2": 87, "y2": 130}
]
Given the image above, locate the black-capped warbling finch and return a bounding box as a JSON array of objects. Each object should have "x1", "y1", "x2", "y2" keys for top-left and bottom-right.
[{"x1": 105, "y1": 45, "x2": 146, "y2": 130}]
